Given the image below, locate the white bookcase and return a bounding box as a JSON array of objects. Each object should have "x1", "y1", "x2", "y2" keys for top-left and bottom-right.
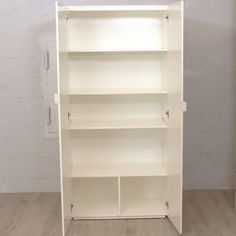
[{"x1": 56, "y1": 2, "x2": 184, "y2": 235}]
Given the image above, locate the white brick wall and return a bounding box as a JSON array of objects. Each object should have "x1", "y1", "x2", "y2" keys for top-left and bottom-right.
[{"x1": 0, "y1": 0, "x2": 235, "y2": 192}]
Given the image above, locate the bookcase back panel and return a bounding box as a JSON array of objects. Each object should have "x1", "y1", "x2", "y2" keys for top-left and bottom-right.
[
  {"x1": 121, "y1": 176, "x2": 166, "y2": 199},
  {"x1": 67, "y1": 54, "x2": 166, "y2": 91},
  {"x1": 72, "y1": 177, "x2": 118, "y2": 200},
  {"x1": 70, "y1": 95, "x2": 166, "y2": 120},
  {"x1": 71, "y1": 130, "x2": 165, "y2": 165},
  {"x1": 61, "y1": 12, "x2": 167, "y2": 51},
  {"x1": 72, "y1": 177, "x2": 119, "y2": 217}
]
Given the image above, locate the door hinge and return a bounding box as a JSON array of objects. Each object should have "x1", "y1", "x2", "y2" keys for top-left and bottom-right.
[
  {"x1": 165, "y1": 201, "x2": 169, "y2": 210},
  {"x1": 46, "y1": 106, "x2": 52, "y2": 125},
  {"x1": 165, "y1": 14, "x2": 169, "y2": 22},
  {"x1": 44, "y1": 50, "x2": 50, "y2": 70},
  {"x1": 165, "y1": 110, "x2": 170, "y2": 119},
  {"x1": 54, "y1": 93, "x2": 60, "y2": 104},
  {"x1": 68, "y1": 112, "x2": 71, "y2": 120},
  {"x1": 65, "y1": 15, "x2": 69, "y2": 22},
  {"x1": 70, "y1": 203, "x2": 74, "y2": 212},
  {"x1": 182, "y1": 101, "x2": 187, "y2": 112}
]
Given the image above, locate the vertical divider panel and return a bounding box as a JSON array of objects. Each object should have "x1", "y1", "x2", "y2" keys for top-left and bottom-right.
[{"x1": 118, "y1": 176, "x2": 121, "y2": 215}]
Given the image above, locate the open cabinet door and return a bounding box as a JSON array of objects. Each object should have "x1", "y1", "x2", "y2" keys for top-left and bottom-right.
[
  {"x1": 166, "y1": 1, "x2": 184, "y2": 234},
  {"x1": 56, "y1": 2, "x2": 72, "y2": 236}
]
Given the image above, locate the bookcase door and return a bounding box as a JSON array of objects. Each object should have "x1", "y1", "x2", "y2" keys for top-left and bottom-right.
[
  {"x1": 56, "y1": 2, "x2": 72, "y2": 236},
  {"x1": 166, "y1": 1, "x2": 184, "y2": 234}
]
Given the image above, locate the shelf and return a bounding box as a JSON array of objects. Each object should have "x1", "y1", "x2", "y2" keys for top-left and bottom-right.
[
  {"x1": 120, "y1": 198, "x2": 166, "y2": 217},
  {"x1": 69, "y1": 119, "x2": 167, "y2": 130},
  {"x1": 60, "y1": 49, "x2": 167, "y2": 54},
  {"x1": 71, "y1": 162, "x2": 167, "y2": 178},
  {"x1": 59, "y1": 5, "x2": 168, "y2": 12},
  {"x1": 68, "y1": 88, "x2": 168, "y2": 95}
]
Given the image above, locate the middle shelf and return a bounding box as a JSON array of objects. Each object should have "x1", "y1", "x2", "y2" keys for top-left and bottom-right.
[
  {"x1": 69, "y1": 118, "x2": 167, "y2": 130},
  {"x1": 67, "y1": 87, "x2": 168, "y2": 95},
  {"x1": 71, "y1": 162, "x2": 167, "y2": 178}
]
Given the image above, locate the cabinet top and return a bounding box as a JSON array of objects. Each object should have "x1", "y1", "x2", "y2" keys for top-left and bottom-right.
[{"x1": 58, "y1": 5, "x2": 168, "y2": 12}]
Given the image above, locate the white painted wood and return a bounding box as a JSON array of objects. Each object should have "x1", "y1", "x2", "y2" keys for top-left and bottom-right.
[
  {"x1": 69, "y1": 119, "x2": 167, "y2": 130},
  {"x1": 118, "y1": 177, "x2": 121, "y2": 215},
  {"x1": 57, "y1": 3, "x2": 183, "y2": 233},
  {"x1": 58, "y1": 5, "x2": 168, "y2": 12},
  {"x1": 60, "y1": 49, "x2": 168, "y2": 53},
  {"x1": 69, "y1": 95, "x2": 167, "y2": 121},
  {"x1": 166, "y1": 1, "x2": 184, "y2": 234},
  {"x1": 71, "y1": 129, "x2": 165, "y2": 173},
  {"x1": 68, "y1": 88, "x2": 168, "y2": 95},
  {"x1": 71, "y1": 162, "x2": 167, "y2": 177},
  {"x1": 56, "y1": 2, "x2": 72, "y2": 236},
  {"x1": 120, "y1": 198, "x2": 166, "y2": 217},
  {"x1": 72, "y1": 178, "x2": 119, "y2": 217},
  {"x1": 66, "y1": 53, "x2": 167, "y2": 92},
  {"x1": 72, "y1": 199, "x2": 119, "y2": 218},
  {"x1": 120, "y1": 177, "x2": 167, "y2": 216},
  {"x1": 60, "y1": 11, "x2": 167, "y2": 52}
]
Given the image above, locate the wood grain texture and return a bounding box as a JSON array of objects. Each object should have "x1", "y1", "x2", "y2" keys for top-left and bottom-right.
[
  {"x1": 0, "y1": 193, "x2": 62, "y2": 236},
  {"x1": 0, "y1": 191, "x2": 236, "y2": 236}
]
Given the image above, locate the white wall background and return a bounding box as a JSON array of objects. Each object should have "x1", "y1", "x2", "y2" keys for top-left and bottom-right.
[
  {"x1": 184, "y1": 0, "x2": 236, "y2": 189},
  {"x1": 0, "y1": 0, "x2": 60, "y2": 192},
  {"x1": 0, "y1": 0, "x2": 235, "y2": 192}
]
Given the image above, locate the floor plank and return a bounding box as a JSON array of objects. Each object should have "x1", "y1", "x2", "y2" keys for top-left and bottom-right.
[
  {"x1": 0, "y1": 193, "x2": 62, "y2": 236},
  {"x1": 0, "y1": 191, "x2": 235, "y2": 236}
]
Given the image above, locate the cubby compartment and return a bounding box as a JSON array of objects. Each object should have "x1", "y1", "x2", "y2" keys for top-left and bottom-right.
[
  {"x1": 71, "y1": 177, "x2": 119, "y2": 218},
  {"x1": 59, "y1": 11, "x2": 167, "y2": 52},
  {"x1": 70, "y1": 129, "x2": 167, "y2": 178},
  {"x1": 69, "y1": 95, "x2": 167, "y2": 130},
  {"x1": 120, "y1": 176, "x2": 167, "y2": 217},
  {"x1": 66, "y1": 53, "x2": 167, "y2": 94}
]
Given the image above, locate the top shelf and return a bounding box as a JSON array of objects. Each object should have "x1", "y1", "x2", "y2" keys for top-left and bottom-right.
[
  {"x1": 58, "y1": 5, "x2": 168, "y2": 12},
  {"x1": 60, "y1": 49, "x2": 168, "y2": 54}
]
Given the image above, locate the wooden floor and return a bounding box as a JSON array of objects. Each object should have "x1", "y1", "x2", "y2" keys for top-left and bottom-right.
[{"x1": 0, "y1": 191, "x2": 235, "y2": 236}]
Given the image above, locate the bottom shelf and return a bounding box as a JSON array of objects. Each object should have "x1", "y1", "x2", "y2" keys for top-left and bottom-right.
[
  {"x1": 72, "y1": 198, "x2": 166, "y2": 219},
  {"x1": 71, "y1": 176, "x2": 167, "y2": 218},
  {"x1": 120, "y1": 198, "x2": 166, "y2": 217}
]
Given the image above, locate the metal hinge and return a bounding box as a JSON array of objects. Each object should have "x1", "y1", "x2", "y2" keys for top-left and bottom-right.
[
  {"x1": 70, "y1": 203, "x2": 74, "y2": 212},
  {"x1": 166, "y1": 110, "x2": 170, "y2": 119},
  {"x1": 68, "y1": 112, "x2": 71, "y2": 120},
  {"x1": 65, "y1": 15, "x2": 69, "y2": 22},
  {"x1": 165, "y1": 14, "x2": 169, "y2": 22},
  {"x1": 165, "y1": 201, "x2": 169, "y2": 210},
  {"x1": 44, "y1": 50, "x2": 50, "y2": 70}
]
